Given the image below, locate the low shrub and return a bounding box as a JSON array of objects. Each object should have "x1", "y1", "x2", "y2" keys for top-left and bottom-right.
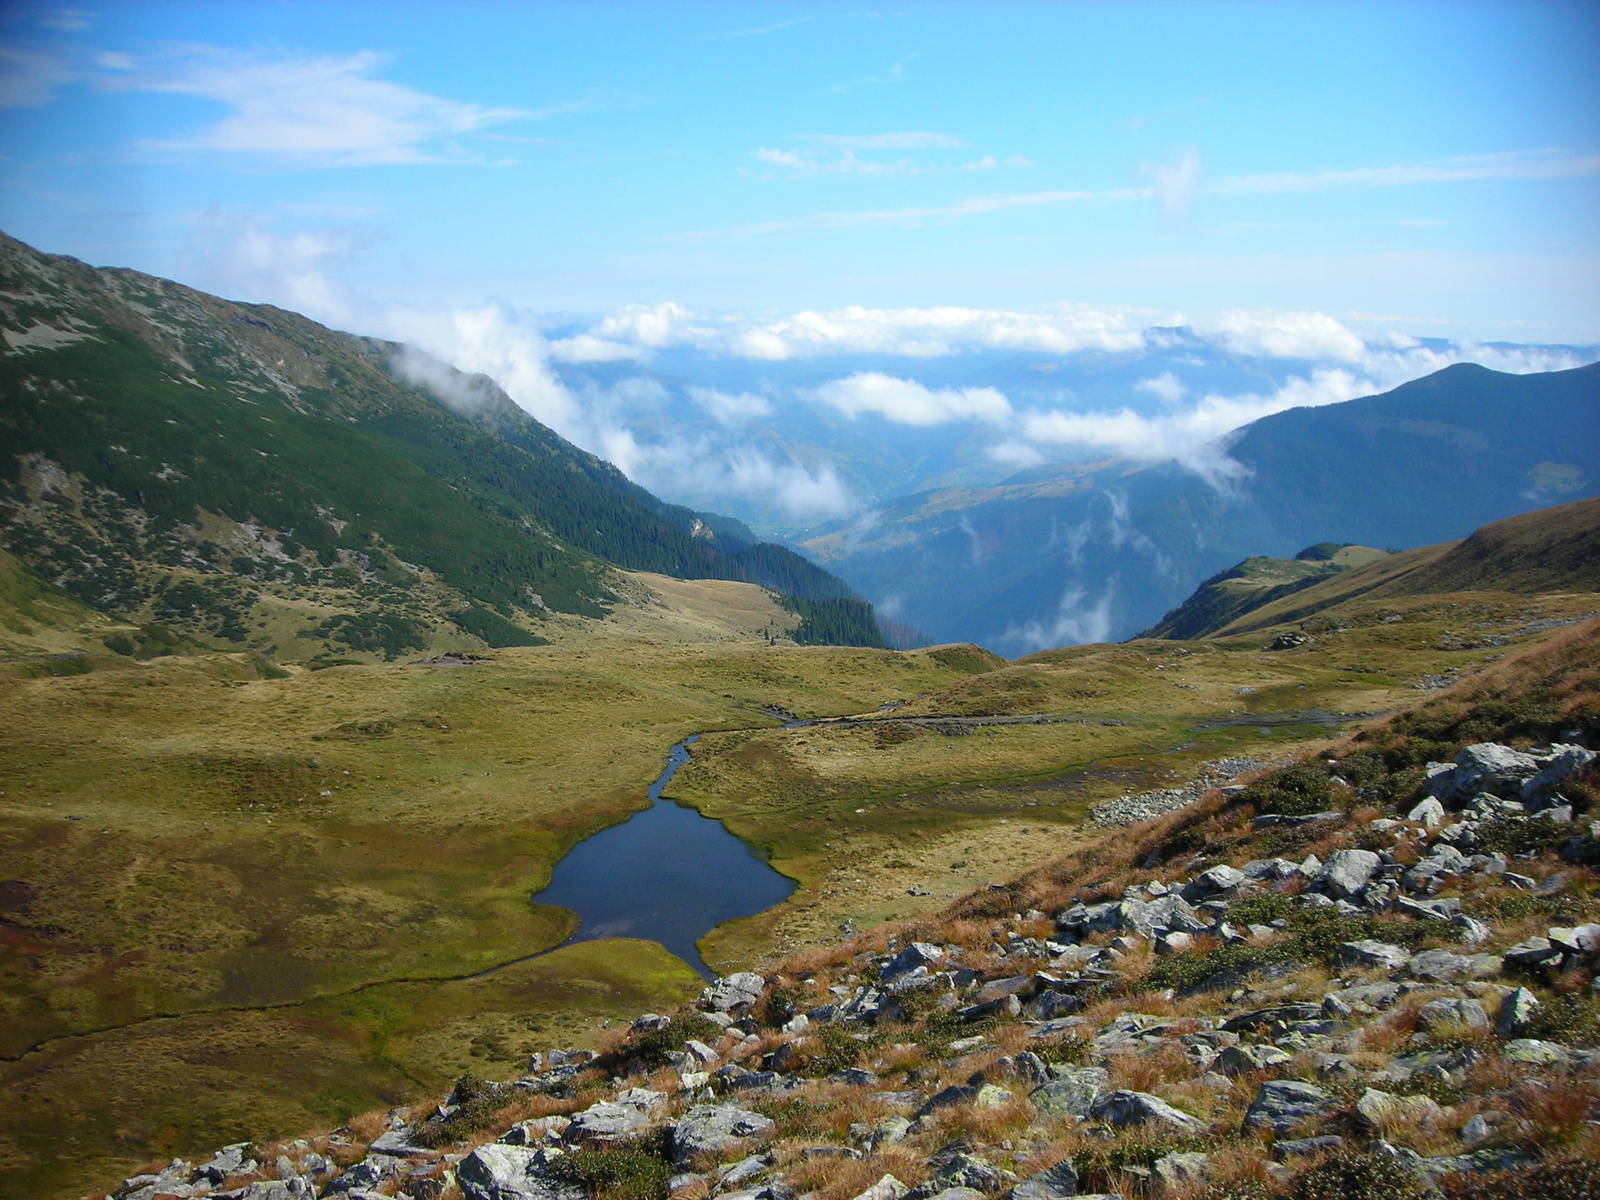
[
  {"x1": 1289, "y1": 1149, "x2": 1430, "y2": 1200},
  {"x1": 550, "y1": 1133, "x2": 675, "y2": 1200}
]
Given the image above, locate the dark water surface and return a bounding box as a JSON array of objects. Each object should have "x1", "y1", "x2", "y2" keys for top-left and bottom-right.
[{"x1": 532, "y1": 736, "x2": 796, "y2": 978}]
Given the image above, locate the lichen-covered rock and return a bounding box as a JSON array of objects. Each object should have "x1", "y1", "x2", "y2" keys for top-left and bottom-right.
[
  {"x1": 1028, "y1": 1067, "x2": 1107, "y2": 1118},
  {"x1": 1011, "y1": 1160, "x2": 1080, "y2": 1200},
  {"x1": 1088, "y1": 1090, "x2": 1204, "y2": 1133},
  {"x1": 671, "y1": 1105, "x2": 776, "y2": 1164},
  {"x1": 1497, "y1": 987, "x2": 1542, "y2": 1037},
  {"x1": 1243, "y1": 1080, "x2": 1332, "y2": 1135},
  {"x1": 1415, "y1": 997, "x2": 1489, "y2": 1033}
]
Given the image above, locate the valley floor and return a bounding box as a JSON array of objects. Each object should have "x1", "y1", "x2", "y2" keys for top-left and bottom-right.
[{"x1": 1, "y1": 579, "x2": 1596, "y2": 1198}]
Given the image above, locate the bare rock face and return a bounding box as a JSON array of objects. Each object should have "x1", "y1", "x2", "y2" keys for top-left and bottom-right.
[
  {"x1": 457, "y1": 1145, "x2": 587, "y2": 1200},
  {"x1": 1320, "y1": 849, "x2": 1381, "y2": 897},
  {"x1": 704, "y1": 972, "x2": 767, "y2": 1012}
]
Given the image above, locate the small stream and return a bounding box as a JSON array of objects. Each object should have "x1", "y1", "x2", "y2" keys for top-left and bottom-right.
[{"x1": 531, "y1": 736, "x2": 796, "y2": 979}]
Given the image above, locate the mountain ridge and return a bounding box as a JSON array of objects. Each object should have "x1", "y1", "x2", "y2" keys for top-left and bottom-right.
[
  {"x1": 804, "y1": 361, "x2": 1600, "y2": 651},
  {"x1": 0, "y1": 231, "x2": 885, "y2": 658}
]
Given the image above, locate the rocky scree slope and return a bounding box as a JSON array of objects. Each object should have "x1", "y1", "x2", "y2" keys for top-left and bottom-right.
[
  {"x1": 0, "y1": 230, "x2": 880, "y2": 659},
  {"x1": 93, "y1": 620, "x2": 1600, "y2": 1200}
]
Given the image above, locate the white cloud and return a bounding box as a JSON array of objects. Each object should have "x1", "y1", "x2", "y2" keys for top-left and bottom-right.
[
  {"x1": 1004, "y1": 584, "x2": 1117, "y2": 653},
  {"x1": 0, "y1": 46, "x2": 71, "y2": 107},
  {"x1": 38, "y1": 9, "x2": 91, "y2": 32},
  {"x1": 812, "y1": 372, "x2": 1012, "y2": 426},
  {"x1": 988, "y1": 440, "x2": 1046, "y2": 470},
  {"x1": 728, "y1": 303, "x2": 1156, "y2": 359},
  {"x1": 1201, "y1": 309, "x2": 1370, "y2": 362},
  {"x1": 688, "y1": 385, "x2": 771, "y2": 424},
  {"x1": 1021, "y1": 367, "x2": 1374, "y2": 483},
  {"x1": 1135, "y1": 372, "x2": 1187, "y2": 405},
  {"x1": 181, "y1": 215, "x2": 361, "y2": 323},
  {"x1": 102, "y1": 46, "x2": 534, "y2": 166},
  {"x1": 380, "y1": 304, "x2": 584, "y2": 433},
  {"x1": 1211, "y1": 149, "x2": 1600, "y2": 195},
  {"x1": 545, "y1": 333, "x2": 644, "y2": 363},
  {"x1": 962, "y1": 156, "x2": 998, "y2": 172},
  {"x1": 1146, "y1": 148, "x2": 1200, "y2": 221},
  {"x1": 755, "y1": 147, "x2": 811, "y2": 170}
]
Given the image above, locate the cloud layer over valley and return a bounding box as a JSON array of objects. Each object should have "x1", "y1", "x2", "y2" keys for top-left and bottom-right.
[{"x1": 188, "y1": 219, "x2": 1595, "y2": 538}]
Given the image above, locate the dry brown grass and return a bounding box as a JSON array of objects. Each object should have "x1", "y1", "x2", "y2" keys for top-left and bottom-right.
[
  {"x1": 786, "y1": 1146, "x2": 928, "y2": 1200},
  {"x1": 929, "y1": 1094, "x2": 1036, "y2": 1144},
  {"x1": 1104, "y1": 1042, "x2": 1197, "y2": 1094},
  {"x1": 1507, "y1": 1074, "x2": 1600, "y2": 1150},
  {"x1": 346, "y1": 1110, "x2": 388, "y2": 1145},
  {"x1": 1357, "y1": 998, "x2": 1424, "y2": 1053}
]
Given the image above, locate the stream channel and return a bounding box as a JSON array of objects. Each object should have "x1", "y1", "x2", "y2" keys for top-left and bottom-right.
[{"x1": 531, "y1": 736, "x2": 796, "y2": 978}]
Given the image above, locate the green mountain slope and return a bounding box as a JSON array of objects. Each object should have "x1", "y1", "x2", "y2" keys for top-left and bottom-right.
[
  {"x1": 1142, "y1": 498, "x2": 1600, "y2": 641},
  {"x1": 1138, "y1": 543, "x2": 1389, "y2": 639},
  {"x1": 0, "y1": 232, "x2": 881, "y2": 656}
]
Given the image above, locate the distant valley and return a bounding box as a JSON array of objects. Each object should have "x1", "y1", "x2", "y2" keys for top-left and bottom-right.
[{"x1": 802, "y1": 361, "x2": 1600, "y2": 651}]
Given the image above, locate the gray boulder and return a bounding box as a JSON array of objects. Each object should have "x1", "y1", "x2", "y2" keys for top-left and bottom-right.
[
  {"x1": 705, "y1": 973, "x2": 766, "y2": 1012},
  {"x1": 456, "y1": 1145, "x2": 586, "y2": 1200},
  {"x1": 1335, "y1": 940, "x2": 1409, "y2": 971},
  {"x1": 849, "y1": 1176, "x2": 908, "y2": 1200},
  {"x1": 196, "y1": 1146, "x2": 258, "y2": 1184},
  {"x1": 1320, "y1": 850, "x2": 1381, "y2": 898},
  {"x1": 1415, "y1": 998, "x2": 1489, "y2": 1034},
  {"x1": 564, "y1": 1101, "x2": 652, "y2": 1144},
  {"x1": 1185, "y1": 865, "x2": 1245, "y2": 900},
  {"x1": 1243, "y1": 1080, "x2": 1332, "y2": 1135},
  {"x1": 326, "y1": 1157, "x2": 402, "y2": 1195},
  {"x1": 1497, "y1": 987, "x2": 1541, "y2": 1037},
  {"x1": 1088, "y1": 1090, "x2": 1204, "y2": 1133},
  {"x1": 1218, "y1": 1043, "x2": 1291, "y2": 1074},
  {"x1": 1028, "y1": 1067, "x2": 1108, "y2": 1118},
  {"x1": 1449, "y1": 743, "x2": 1540, "y2": 800},
  {"x1": 973, "y1": 975, "x2": 1033, "y2": 1003},
  {"x1": 881, "y1": 942, "x2": 945, "y2": 983},
  {"x1": 671, "y1": 1105, "x2": 775, "y2": 1164},
  {"x1": 1549, "y1": 924, "x2": 1600, "y2": 955},
  {"x1": 1503, "y1": 937, "x2": 1562, "y2": 968},
  {"x1": 1407, "y1": 797, "x2": 1446, "y2": 827},
  {"x1": 1406, "y1": 950, "x2": 1498, "y2": 981},
  {"x1": 1152, "y1": 1152, "x2": 1208, "y2": 1191},
  {"x1": 1011, "y1": 1161, "x2": 1080, "y2": 1200},
  {"x1": 1521, "y1": 744, "x2": 1597, "y2": 804}
]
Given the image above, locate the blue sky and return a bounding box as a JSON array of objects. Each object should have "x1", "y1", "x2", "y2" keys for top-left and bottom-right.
[
  {"x1": 2, "y1": 2, "x2": 1598, "y2": 532},
  {"x1": 1, "y1": 1, "x2": 1597, "y2": 336}
]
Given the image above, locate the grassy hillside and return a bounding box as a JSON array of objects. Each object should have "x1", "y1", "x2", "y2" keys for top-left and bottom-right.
[
  {"x1": 1384, "y1": 495, "x2": 1600, "y2": 596},
  {"x1": 1174, "y1": 500, "x2": 1600, "y2": 642},
  {"x1": 0, "y1": 231, "x2": 870, "y2": 659},
  {"x1": 3, "y1": 527, "x2": 1597, "y2": 1195},
  {"x1": 1139, "y1": 544, "x2": 1389, "y2": 640}
]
